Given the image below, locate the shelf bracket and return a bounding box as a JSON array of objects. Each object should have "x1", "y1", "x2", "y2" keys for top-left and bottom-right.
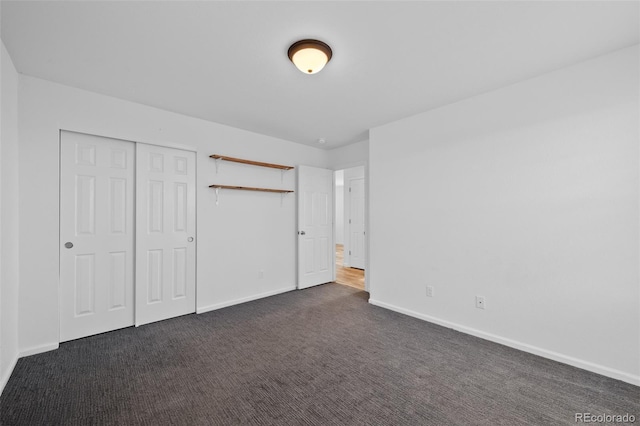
[
  {"x1": 215, "y1": 187, "x2": 220, "y2": 206},
  {"x1": 281, "y1": 169, "x2": 285, "y2": 183},
  {"x1": 215, "y1": 158, "x2": 221, "y2": 174}
]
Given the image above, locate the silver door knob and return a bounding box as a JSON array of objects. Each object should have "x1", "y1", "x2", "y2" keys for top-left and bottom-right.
[
  {"x1": 188, "y1": 237, "x2": 194, "y2": 242},
  {"x1": 298, "y1": 231, "x2": 306, "y2": 235},
  {"x1": 64, "y1": 242, "x2": 73, "y2": 249}
]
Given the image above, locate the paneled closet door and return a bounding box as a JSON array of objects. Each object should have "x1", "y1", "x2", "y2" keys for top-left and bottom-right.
[
  {"x1": 60, "y1": 131, "x2": 135, "y2": 342},
  {"x1": 135, "y1": 144, "x2": 196, "y2": 326}
]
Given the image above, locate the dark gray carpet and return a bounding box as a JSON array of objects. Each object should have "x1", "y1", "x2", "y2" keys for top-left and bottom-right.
[{"x1": 1, "y1": 283, "x2": 638, "y2": 425}]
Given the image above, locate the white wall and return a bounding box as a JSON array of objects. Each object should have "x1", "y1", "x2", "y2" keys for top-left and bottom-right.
[
  {"x1": 17, "y1": 75, "x2": 328, "y2": 355},
  {"x1": 369, "y1": 46, "x2": 640, "y2": 385},
  {"x1": 1, "y1": 41, "x2": 20, "y2": 393},
  {"x1": 327, "y1": 139, "x2": 369, "y2": 171}
]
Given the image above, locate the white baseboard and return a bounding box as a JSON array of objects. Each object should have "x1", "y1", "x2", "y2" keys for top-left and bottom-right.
[
  {"x1": 368, "y1": 298, "x2": 640, "y2": 387},
  {"x1": 0, "y1": 353, "x2": 19, "y2": 396},
  {"x1": 19, "y1": 342, "x2": 59, "y2": 358},
  {"x1": 196, "y1": 286, "x2": 297, "y2": 314}
]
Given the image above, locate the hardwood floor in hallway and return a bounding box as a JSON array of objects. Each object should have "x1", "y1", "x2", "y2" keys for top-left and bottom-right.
[{"x1": 335, "y1": 244, "x2": 365, "y2": 290}]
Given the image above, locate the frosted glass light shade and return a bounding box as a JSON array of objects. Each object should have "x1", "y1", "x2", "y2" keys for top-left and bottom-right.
[{"x1": 288, "y1": 39, "x2": 332, "y2": 74}]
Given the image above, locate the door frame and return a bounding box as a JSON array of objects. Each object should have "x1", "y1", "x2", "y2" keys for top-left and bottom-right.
[{"x1": 331, "y1": 161, "x2": 369, "y2": 292}]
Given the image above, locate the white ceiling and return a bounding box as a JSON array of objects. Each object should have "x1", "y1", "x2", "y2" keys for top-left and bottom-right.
[{"x1": 2, "y1": 1, "x2": 638, "y2": 149}]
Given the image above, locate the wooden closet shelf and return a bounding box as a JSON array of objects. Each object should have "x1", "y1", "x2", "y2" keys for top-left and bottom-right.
[
  {"x1": 210, "y1": 155, "x2": 294, "y2": 170},
  {"x1": 209, "y1": 185, "x2": 294, "y2": 194}
]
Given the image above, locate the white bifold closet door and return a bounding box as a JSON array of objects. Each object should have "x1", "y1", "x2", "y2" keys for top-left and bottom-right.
[
  {"x1": 135, "y1": 143, "x2": 196, "y2": 326},
  {"x1": 60, "y1": 132, "x2": 135, "y2": 342}
]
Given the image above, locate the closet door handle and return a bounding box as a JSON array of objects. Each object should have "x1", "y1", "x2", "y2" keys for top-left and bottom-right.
[
  {"x1": 298, "y1": 231, "x2": 306, "y2": 235},
  {"x1": 188, "y1": 237, "x2": 194, "y2": 242},
  {"x1": 64, "y1": 242, "x2": 73, "y2": 249}
]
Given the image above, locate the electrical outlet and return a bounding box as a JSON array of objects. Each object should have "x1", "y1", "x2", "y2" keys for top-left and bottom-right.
[
  {"x1": 426, "y1": 286, "x2": 434, "y2": 297},
  {"x1": 475, "y1": 296, "x2": 486, "y2": 310}
]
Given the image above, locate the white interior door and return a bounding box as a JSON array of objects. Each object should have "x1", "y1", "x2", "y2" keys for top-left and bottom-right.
[
  {"x1": 136, "y1": 144, "x2": 196, "y2": 326},
  {"x1": 349, "y1": 177, "x2": 366, "y2": 269},
  {"x1": 298, "y1": 165, "x2": 334, "y2": 289},
  {"x1": 60, "y1": 132, "x2": 135, "y2": 342}
]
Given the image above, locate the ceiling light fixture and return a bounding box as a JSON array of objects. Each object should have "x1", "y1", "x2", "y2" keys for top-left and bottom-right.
[{"x1": 288, "y1": 39, "x2": 332, "y2": 74}]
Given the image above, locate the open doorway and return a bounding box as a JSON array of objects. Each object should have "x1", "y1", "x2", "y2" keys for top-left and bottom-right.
[{"x1": 334, "y1": 167, "x2": 366, "y2": 291}]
